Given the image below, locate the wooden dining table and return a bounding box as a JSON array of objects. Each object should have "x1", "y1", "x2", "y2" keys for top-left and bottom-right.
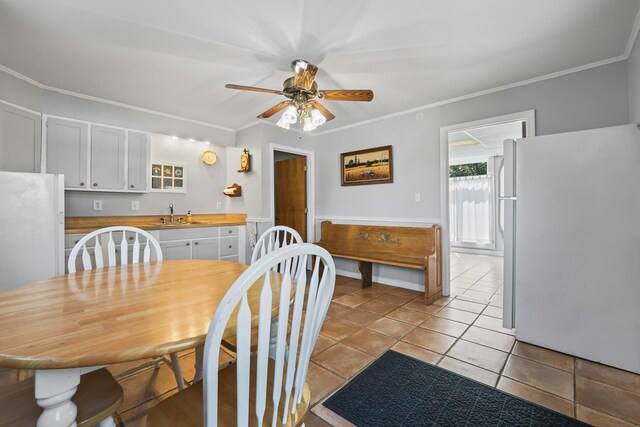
[{"x1": 0, "y1": 259, "x2": 289, "y2": 427}]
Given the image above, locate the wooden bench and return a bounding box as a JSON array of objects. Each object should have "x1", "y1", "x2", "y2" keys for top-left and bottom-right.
[{"x1": 316, "y1": 221, "x2": 442, "y2": 305}]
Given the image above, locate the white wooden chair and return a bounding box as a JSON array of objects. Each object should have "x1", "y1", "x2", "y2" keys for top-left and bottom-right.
[
  {"x1": 68, "y1": 226, "x2": 162, "y2": 273},
  {"x1": 222, "y1": 226, "x2": 304, "y2": 354},
  {"x1": 251, "y1": 225, "x2": 303, "y2": 264},
  {"x1": 68, "y1": 226, "x2": 186, "y2": 390},
  {"x1": 147, "y1": 243, "x2": 336, "y2": 427}
]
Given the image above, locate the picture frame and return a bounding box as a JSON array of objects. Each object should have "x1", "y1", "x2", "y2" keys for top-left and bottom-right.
[{"x1": 340, "y1": 145, "x2": 393, "y2": 186}]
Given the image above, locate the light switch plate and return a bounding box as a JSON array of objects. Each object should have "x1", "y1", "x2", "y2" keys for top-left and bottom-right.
[
  {"x1": 131, "y1": 200, "x2": 140, "y2": 211},
  {"x1": 93, "y1": 200, "x2": 103, "y2": 211},
  {"x1": 216, "y1": 202, "x2": 222, "y2": 210},
  {"x1": 414, "y1": 193, "x2": 421, "y2": 202}
]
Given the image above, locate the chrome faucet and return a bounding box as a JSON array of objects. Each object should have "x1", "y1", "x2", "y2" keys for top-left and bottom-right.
[{"x1": 169, "y1": 203, "x2": 174, "y2": 223}]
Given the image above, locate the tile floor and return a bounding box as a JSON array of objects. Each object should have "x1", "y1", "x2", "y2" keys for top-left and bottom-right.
[{"x1": 0, "y1": 253, "x2": 638, "y2": 426}]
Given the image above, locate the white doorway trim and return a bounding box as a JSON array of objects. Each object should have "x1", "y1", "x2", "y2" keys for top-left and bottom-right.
[
  {"x1": 269, "y1": 143, "x2": 316, "y2": 244},
  {"x1": 439, "y1": 110, "x2": 536, "y2": 296}
]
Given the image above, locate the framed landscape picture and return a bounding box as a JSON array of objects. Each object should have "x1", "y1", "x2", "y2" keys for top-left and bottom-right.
[{"x1": 341, "y1": 145, "x2": 393, "y2": 186}]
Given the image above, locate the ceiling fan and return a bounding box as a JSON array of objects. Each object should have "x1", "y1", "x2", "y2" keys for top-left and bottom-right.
[{"x1": 225, "y1": 59, "x2": 374, "y2": 131}]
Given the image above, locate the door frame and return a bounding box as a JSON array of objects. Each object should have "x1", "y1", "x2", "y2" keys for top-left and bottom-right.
[
  {"x1": 269, "y1": 143, "x2": 315, "y2": 243},
  {"x1": 439, "y1": 110, "x2": 535, "y2": 296}
]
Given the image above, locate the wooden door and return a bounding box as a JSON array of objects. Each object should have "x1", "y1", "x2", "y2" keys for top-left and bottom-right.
[{"x1": 275, "y1": 156, "x2": 307, "y2": 241}]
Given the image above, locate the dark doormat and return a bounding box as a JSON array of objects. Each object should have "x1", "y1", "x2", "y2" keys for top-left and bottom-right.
[{"x1": 323, "y1": 350, "x2": 591, "y2": 426}]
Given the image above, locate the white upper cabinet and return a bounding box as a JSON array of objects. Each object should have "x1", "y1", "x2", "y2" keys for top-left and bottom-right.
[
  {"x1": 46, "y1": 117, "x2": 89, "y2": 189},
  {"x1": 45, "y1": 116, "x2": 150, "y2": 192},
  {"x1": 90, "y1": 125, "x2": 126, "y2": 190},
  {"x1": 0, "y1": 104, "x2": 42, "y2": 173},
  {"x1": 127, "y1": 131, "x2": 149, "y2": 192}
]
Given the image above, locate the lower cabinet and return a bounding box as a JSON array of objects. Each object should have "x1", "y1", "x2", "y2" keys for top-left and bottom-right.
[
  {"x1": 159, "y1": 240, "x2": 193, "y2": 261},
  {"x1": 65, "y1": 225, "x2": 245, "y2": 271},
  {"x1": 192, "y1": 238, "x2": 219, "y2": 260}
]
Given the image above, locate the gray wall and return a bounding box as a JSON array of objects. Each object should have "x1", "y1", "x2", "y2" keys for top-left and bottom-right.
[
  {"x1": 235, "y1": 124, "x2": 315, "y2": 219},
  {"x1": 66, "y1": 134, "x2": 228, "y2": 216},
  {"x1": 628, "y1": 38, "x2": 640, "y2": 123},
  {"x1": 315, "y1": 61, "x2": 629, "y2": 221}
]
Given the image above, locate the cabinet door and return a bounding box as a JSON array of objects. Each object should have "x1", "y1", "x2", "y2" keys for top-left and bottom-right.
[
  {"x1": 46, "y1": 118, "x2": 88, "y2": 189},
  {"x1": 160, "y1": 240, "x2": 192, "y2": 260},
  {"x1": 90, "y1": 125, "x2": 125, "y2": 190},
  {"x1": 127, "y1": 131, "x2": 149, "y2": 192},
  {"x1": 0, "y1": 105, "x2": 42, "y2": 173},
  {"x1": 192, "y1": 238, "x2": 219, "y2": 260}
]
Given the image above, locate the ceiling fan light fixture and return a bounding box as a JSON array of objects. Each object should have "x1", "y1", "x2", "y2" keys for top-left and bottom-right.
[
  {"x1": 281, "y1": 105, "x2": 298, "y2": 124},
  {"x1": 293, "y1": 59, "x2": 308, "y2": 73},
  {"x1": 310, "y1": 108, "x2": 326, "y2": 126},
  {"x1": 276, "y1": 115, "x2": 291, "y2": 129},
  {"x1": 302, "y1": 116, "x2": 317, "y2": 132}
]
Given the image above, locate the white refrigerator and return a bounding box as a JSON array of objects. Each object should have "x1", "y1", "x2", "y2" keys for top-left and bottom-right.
[
  {"x1": 0, "y1": 172, "x2": 65, "y2": 292},
  {"x1": 502, "y1": 124, "x2": 640, "y2": 374}
]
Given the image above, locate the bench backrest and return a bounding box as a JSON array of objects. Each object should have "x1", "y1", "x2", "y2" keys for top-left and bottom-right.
[{"x1": 317, "y1": 221, "x2": 441, "y2": 269}]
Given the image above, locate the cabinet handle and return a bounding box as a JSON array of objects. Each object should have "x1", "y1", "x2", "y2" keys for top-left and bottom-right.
[
  {"x1": 79, "y1": 182, "x2": 85, "y2": 187},
  {"x1": 228, "y1": 230, "x2": 232, "y2": 234},
  {"x1": 186, "y1": 242, "x2": 190, "y2": 246},
  {"x1": 92, "y1": 183, "x2": 98, "y2": 187},
  {"x1": 130, "y1": 185, "x2": 135, "y2": 189},
  {"x1": 194, "y1": 242, "x2": 199, "y2": 245},
  {"x1": 228, "y1": 245, "x2": 232, "y2": 249}
]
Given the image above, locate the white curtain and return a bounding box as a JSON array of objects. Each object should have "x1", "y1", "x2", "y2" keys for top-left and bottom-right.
[{"x1": 450, "y1": 175, "x2": 494, "y2": 246}]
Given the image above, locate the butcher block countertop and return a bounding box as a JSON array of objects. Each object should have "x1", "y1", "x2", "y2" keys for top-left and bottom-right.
[{"x1": 65, "y1": 213, "x2": 247, "y2": 234}]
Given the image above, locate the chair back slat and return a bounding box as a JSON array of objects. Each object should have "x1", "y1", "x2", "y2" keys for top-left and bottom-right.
[
  {"x1": 81, "y1": 245, "x2": 92, "y2": 271},
  {"x1": 254, "y1": 273, "x2": 272, "y2": 426},
  {"x1": 251, "y1": 226, "x2": 303, "y2": 266},
  {"x1": 132, "y1": 235, "x2": 140, "y2": 264},
  {"x1": 202, "y1": 244, "x2": 335, "y2": 427},
  {"x1": 236, "y1": 294, "x2": 252, "y2": 426},
  {"x1": 120, "y1": 232, "x2": 128, "y2": 266},
  {"x1": 107, "y1": 232, "x2": 116, "y2": 267},
  {"x1": 281, "y1": 254, "x2": 308, "y2": 422},
  {"x1": 94, "y1": 238, "x2": 104, "y2": 269},
  {"x1": 68, "y1": 226, "x2": 163, "y2": 273}
]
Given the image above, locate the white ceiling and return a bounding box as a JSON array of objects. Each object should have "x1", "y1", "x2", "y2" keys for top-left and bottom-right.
[
  {"x1": 1, "y1": 0, "x2": 638, "y2": 132},
  {"x1": 449, "y1": 121, "x2": 523, "y2": 164}
]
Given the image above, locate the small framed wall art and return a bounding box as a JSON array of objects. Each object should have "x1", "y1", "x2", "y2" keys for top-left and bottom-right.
[
  {"x1": 340, "y1": 145, "x2": 393, "y2": 186},
  {"x1": 151, "y1": 162, "x2": 186, "y2": 192}
]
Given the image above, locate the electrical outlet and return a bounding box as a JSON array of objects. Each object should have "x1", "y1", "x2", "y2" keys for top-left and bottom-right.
[
  {"x1": 414, "y1": 193, "x2": 421, "y2": 202},
  {"x1": 416, "y1": 112, "x2": 424, "y2": 120},
  {"x1": 216, "y1": 202, "x2": 222, "y2": 210},
  {"x1": 93, "y1": 200, "x2": 103, "y2": 211},
  {"x1": 131, "y1": 200, "x2": 140, "y2": 211}
]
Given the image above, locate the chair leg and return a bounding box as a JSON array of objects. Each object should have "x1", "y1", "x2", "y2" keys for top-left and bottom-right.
[
  {"x1": 169, "y1": 352, "x2": 185, "y2": 390},
  {"x1": 97, "y1": 414, "x2": 118, "y2": 427},
  {"x1": 193, "y1": 345, "x2": 204, "y2": 383}
]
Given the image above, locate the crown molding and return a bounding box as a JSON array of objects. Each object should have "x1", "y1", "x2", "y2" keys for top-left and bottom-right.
[
  {"x1": 0, "y1": 64, "x2": 236, "y2": 133},
  {"x1": 314, "y1": 55, "x2": 627, "y2": 136},
  {"x1": 625, "y1": 6, "x2": 640, "y2": 58}
]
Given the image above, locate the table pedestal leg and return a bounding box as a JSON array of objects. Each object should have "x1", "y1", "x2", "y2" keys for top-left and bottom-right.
[{"x1": 35, "y1": 369, "x2": 81, "y2": 427}]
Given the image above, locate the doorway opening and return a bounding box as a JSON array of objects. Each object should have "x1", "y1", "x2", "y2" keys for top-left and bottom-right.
[
  {"x1": 270, "y1": 144, "x2": 315, "y2": 243},
  {"x1": 439, "y1": 111, "x2": 535, "y2": 300}
]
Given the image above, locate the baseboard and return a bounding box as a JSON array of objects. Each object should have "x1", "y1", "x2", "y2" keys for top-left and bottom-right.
[
  {"x1": 335, "y1": 269, "x2": 424, "y2": 292},
  {"x1": 451, "y1": 247, "x2": 504, "y2": 257}
]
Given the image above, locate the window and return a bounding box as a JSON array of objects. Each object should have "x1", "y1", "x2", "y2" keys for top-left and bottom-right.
[{"x1": 449, "y1": 162, "x2": 487, "y2": 177}]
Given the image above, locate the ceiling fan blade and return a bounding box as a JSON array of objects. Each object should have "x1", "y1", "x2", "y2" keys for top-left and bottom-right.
[
  {"x1": 293, "y1": 63, "x2": 318, "y2": 91},
  {"x1": 257, "y1": 101, "x2": 290, "y2": 119},
  {"x1": 225, "y1": 84, "x2": 283, "y2": 95},
  {"x1": 309, "y1": 101, "x2": 335, "y2": 121},
  {"x1": 320, "y1": 89, "x2": 374, "y2": 102}
]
